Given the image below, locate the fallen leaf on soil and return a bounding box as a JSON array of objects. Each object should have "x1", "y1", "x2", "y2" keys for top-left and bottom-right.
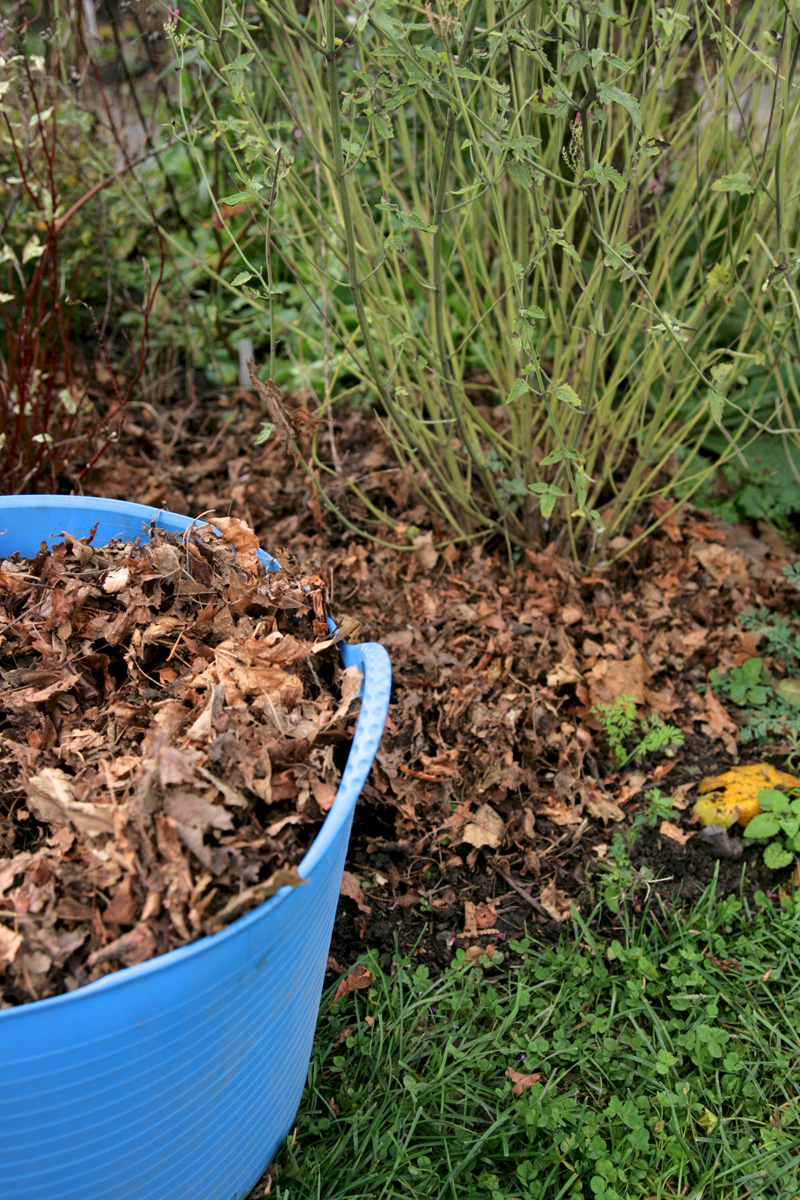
[
  {"x1": 340, "y1": 871, "x2": 372, "y2": 913},
  {"x1": 332, "y1": 963, "x2": 373, "y2": 1005},
  {"x1": 506, "y1": 1067, "x2": 545, "y2": 1095},
  {"x1": 698, "y1": 689, "x2": 738, "y2": 756},
  {"x1": 461, "y1": 803, "x2": 505, "y2": 849},
  {"x1": 588, "y1": 654, "x2": 652, "y2": 706},
  {"x1": 537, "y1": 798, "x2": 583, "y2": 826},
  {"x1": 540, "y1": 879, "x2": 572, "y2": 922},
  {"x1": 615, "y1": 772, "x2": 647, "y2": 806},
  {"x1": 584, "y1": 784, "x2": 625, "y2": 824},
  {"x1": 693, "y1": 763, "x2": 800, "y2": 828},
  {"x1": 463, "y1": 900, "x2": 497, "y2": 937},
  {"x1": 659, "y1": 820, "x2": 694, "y2": 845}
]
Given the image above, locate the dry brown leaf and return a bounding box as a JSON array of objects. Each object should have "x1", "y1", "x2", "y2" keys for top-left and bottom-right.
[
  {"x1": 584, "y1": 784, "x2": 625, "y2": 824},
  {"x1": 340, "y1": 870, "x2": 372, "y2": 913},
  {"x1": 102, "y1": 565, "x2": 130, "y2": 594},
  {"x1": 413, "y1": 532, "x2": 439, "y2": 572},
  {"x1": 332, "y1": 963, "x2": 374, "y2": 1005},
  {"x1": 698, "y1": 690, "x2": 738, "y2": 756},
  {"x1": 537, "y1": 798, "x2": 583, "y2": 826},
  {"x1": 463, "y1": 944, "x2": 495, "y2": 965},
  {"x1": 0, "y1": 924, "x2": 23, "y2": 966},
  {"x1": 206, "y1": 866, "x2": 306, "y2": 932},
  {"x1": 506, "y1": 1067, "x2": 545, "y2": 1096},
  {"x1": 540, "y1": 879, "x2": 572, "y2": 922},
  {"x1": 209, "y1": 516, "x2": 262, "y2": 577},
  {"x1": 462, "y1": 803, "x2": 505, "y2": 849},
  {"x1": 588, "y1": 654, "x2": 652, "y2": 707},
  {"x1": 87, "y1": 923, "x2": 156, "y2": 968},
  {"x1": 210, "y1": 638, "x2": 305, "y2": 707},
  {"x1": 310, "y1": 778, "x2": 338, "y2": 813},
  {"x1": 312, "y1": 615, "x2": 362, "y2": 653},
  {"x1": 104, "y1": 877, "x2": 139, "y2": 926},
  {"x1": 561, "y1": 604, "x2": 583, "y2": 626},
  {"x1": 659, "y1": 820, "x2": 694, "y2": 845},
  {"x1": 25, "y1": 768, "x2": 115, "y2": 837}
]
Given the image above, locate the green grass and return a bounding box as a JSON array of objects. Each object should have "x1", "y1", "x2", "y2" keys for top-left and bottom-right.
[{"x1": 272, "y1": 879, "x2": 800, "y2": 1199}]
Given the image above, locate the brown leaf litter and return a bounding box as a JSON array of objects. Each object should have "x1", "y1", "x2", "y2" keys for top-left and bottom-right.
[
  {"x1": 0, "y1": 518, "x2": 361, "y2": 1007},
  {"x1": 80, "y1": 386, "x2": 799, "y2": 969}
]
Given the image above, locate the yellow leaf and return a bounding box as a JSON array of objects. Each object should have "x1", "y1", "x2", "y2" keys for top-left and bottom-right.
[{"x1": 693, "y1": 763, "x2": 800, "y2": 829}]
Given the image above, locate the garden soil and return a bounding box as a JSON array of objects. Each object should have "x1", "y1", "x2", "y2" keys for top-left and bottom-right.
[{"x1": 77, "y1": 374, "x2": 799, "y2": 982}]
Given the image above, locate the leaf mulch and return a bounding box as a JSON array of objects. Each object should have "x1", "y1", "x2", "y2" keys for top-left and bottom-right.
[
  {"x1": 0, "y1": 515, "x2": 362, "y2": 1007},
  {"x1": 76, "y1": 376, "x2": 799, "y2": 979}
]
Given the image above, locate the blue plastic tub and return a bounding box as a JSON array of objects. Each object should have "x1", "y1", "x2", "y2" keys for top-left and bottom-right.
[{"x1": 0, "y1": 496, "x2": 391, "y2": 1200}]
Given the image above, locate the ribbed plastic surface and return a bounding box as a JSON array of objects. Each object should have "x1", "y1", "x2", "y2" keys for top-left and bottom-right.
[{"x1": 0, "y1": 497, "x2": 392, "y2": 1200}]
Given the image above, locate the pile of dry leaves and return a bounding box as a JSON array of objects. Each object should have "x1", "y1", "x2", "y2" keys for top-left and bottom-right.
[{"x1": 0, "y1": 516, "x2": 362, "y2": 1008}]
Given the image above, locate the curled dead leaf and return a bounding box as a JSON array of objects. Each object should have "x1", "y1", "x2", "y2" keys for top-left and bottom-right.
[
  {"x1": 659, "y1": 820, "x2": 694, "y2": 845},
  {"x1": 206, "y1": 865, "x2": 306, "y2": 932},
  {"x1": 332, "y1": 963, "x2": 374, "y2": 1005},
  {"x1": 340, "y1": 870, "x2": 372, "y2": 914},
  {"x1": 539, "y1": 879, "x2": 573, "y2": 922},
  {"x1": 87, "y1": 923, "x2": 156, "y2": 968},
  {"x1": 206, "y1": 516, "x2": 262, "y2": 577}
]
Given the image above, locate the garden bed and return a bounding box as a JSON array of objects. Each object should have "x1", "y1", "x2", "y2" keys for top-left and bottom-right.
[{"x1": 80, "y1": 380, "x2": 799, "y2": 980}]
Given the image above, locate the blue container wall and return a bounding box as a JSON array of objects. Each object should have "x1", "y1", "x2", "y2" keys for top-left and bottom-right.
[{"x1": 0, "y1": 497, "x2": 391, "y2": 1200}]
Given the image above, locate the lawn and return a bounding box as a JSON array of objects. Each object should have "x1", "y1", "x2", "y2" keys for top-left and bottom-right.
[{"x1": 266, "y1": 880, "x2": 800, "y2": 1199}]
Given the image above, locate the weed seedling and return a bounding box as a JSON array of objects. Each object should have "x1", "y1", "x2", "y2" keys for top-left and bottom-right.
[
  {"x1": 592, "y1": 696, "x2": 684, "y2": 769},
  {"x1": 742, "y1": 788, "x2": 800, "y2": 870},
  {"x1": 709, "y1": 564, "x2": 800, "y2": 760}
]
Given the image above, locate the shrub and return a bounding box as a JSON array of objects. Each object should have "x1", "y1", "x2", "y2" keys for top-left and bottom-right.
[{"x1": 167, "y1": 0, "x2": 800, "y2": 562}]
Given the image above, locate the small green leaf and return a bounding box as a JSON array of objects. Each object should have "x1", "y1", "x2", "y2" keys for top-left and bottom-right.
[
  {"x1": 529, "y1": 482, "x2": 566, "y2": 520},
  {"x1": 373, "y1": 113, "x2": 393, "y2": 140},
  {"x1": 707, "y1": 390, "x2": 725, "y2": 425},
  {"x1": 742, "y1": 812, "x2": 782, "y2": 840},
  {"x1": 507, "y1": 378, "x2": 531, "y2": 404},
  {"x1": 222, "y1": 53, "x2": 255, "y2": 72},
  {"x1": 585, "y1": 160, "x2": 626, "y2": 192},
  {"x1": 756, "y1": 789, "x2": 791, "y2": 815},
  {"x1": 711, "y1": 172, "x2": 753, "y2": 195},
  {"x1": 764, "y1": 842, "x2": 793, "y2": 870},
  {"x1": 231, "y1": 271, "x2": 253, "y2": 287},
  {"x1": 550, "y1": 380, "x2": 584, "y2": 410},
  {"x1": 597, "y1": 83, "x2": 642, "y2": 130}
]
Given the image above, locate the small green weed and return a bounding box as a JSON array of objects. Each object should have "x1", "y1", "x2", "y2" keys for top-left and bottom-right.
[
  {"x1": 274, "y1": 882, "x2": 800, "y2": 1199},
  {"x1": 709, "y1": 564, "x2": 800, "y2": 759},
  {"x1": 743, "y1": 788, "x2": 800, "y2": 870},
  {"x1": 593, "y1": 788, "x2": 674, "y2": 914},
  {"x1": 591, "y1": 695, "x2": 684, "y2": 768}
]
